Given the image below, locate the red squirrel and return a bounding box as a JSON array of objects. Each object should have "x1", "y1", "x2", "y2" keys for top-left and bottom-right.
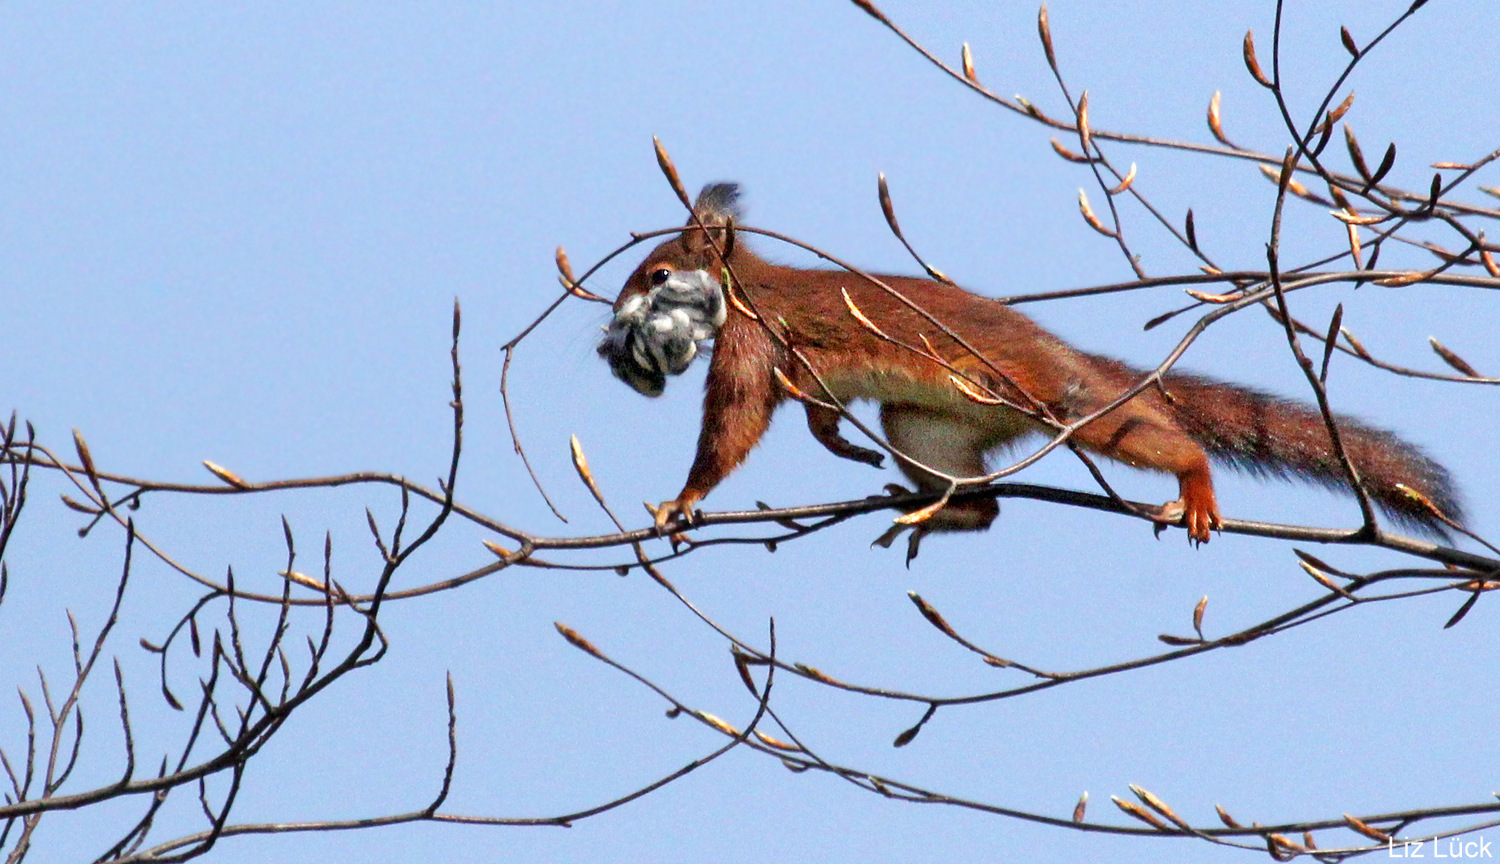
[{"x1": 599, "y1": 183, "x2": 1463, "y2": 548}]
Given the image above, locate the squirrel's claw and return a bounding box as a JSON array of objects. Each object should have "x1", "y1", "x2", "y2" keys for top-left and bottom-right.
[
  {"x1": 1156, "y1": 497, "x2": 1221, "y2": 545},
  {"x1": 872, "y1": 523, "x2": 926, "y2": 566},
  {"x1": 872, "y1": 515, "x2": 927, "y2": 567}
]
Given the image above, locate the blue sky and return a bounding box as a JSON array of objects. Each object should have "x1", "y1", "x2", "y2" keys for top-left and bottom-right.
[{"x1": 3, "y1": 2, "x2": 1498, "y2": 861}]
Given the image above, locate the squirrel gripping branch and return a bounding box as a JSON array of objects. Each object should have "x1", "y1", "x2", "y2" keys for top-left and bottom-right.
[{"x1": 598, "y1": 183, "x2": 1462, "y2": 552}]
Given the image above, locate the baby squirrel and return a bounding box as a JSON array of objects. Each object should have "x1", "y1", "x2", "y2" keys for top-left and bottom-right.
[{"x1": 599, "y1": 182, "x2": 1462, "y2": 548}]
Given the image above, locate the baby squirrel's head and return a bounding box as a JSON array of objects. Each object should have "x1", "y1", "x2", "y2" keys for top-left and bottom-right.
[{"x1": 599, "y1": 183, "x2": 740, "y2": 396}]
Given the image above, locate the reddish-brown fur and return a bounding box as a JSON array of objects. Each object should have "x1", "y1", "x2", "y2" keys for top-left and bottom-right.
[{"x1": 606, "y1": 184, "x2": 1462, "y2": 545}]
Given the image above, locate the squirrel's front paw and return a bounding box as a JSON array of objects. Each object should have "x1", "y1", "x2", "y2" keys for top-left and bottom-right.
[{"x1": 647, "y1": 495, "x2": 701, "y2": 548}]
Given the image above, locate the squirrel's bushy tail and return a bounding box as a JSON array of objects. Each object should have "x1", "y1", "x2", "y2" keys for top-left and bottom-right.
[{"x1": 1160, "y1": 370, "x2": 1463, "y2": 539}]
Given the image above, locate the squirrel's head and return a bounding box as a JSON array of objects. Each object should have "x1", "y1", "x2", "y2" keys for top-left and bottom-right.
[
  {"x1": 598, "y1": 183, "x2": 740, "y2": 397},
  {"x1": 613, "y1": 183, "x2": 741, "y2": 312}
]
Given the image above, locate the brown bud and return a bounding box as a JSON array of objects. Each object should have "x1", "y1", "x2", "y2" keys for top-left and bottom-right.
[
  {"x1": 1107, "y1": 163, "x2": 1137, "y2": 196},
  {"x1": 568, "y1": 435, "x2": 596, "y2": 487},
  {"x1": 1369, "y1": 142, "x2": 1396, "y2": 186},
  {"x1": 794, "y1": 663, "x2": 840, "y2": 685},
  {"x1": 1343, "y1": 813, "x2": 1391, "y2": 842},
  {"x1": 1300, "y1": 560, "x2": 1354, "y2": 599},
  {"x1": 1037, "y1": 4, "x2": 1057, "y2": 71},
  {"x1": 1077, "y1": 189, "x2": 1114, "y2": 237},
  {"x1": 554, "y1": 622, "x2": 606, "y2": 660},
  {"x1": 1319, "y1": 303, "x2": 1344, "y2": 383},
  {"x1": 1207, "y1": 91, "x2": 1231, "y2": 146},
  {"x1": 1242, "y1": 30, "x2": 1273, "y2": 88},
  {"x1": 282, "y1": 569, "x2": 327, "y2": 591},
  {"x1": 1340, "y1": 326, "x2": 1373, "y2": 360},
  {"x1": 1339, "y1": 26, "x2": 1359, "y2": 57},
  {"x1": 724, "y1": 278, "x2": 759, "y2": 320},
  {"x1": 72, "y1": 428, "x2": 101, "y2": 492},
  {"x1": 1049, "y1": 137, "x2": 1090, "y2": 163},
  {"x1": 907, "y1": 591, "x2": 959, "y2": 638},
  {"x1": 555, "y1": 246, "x2": 605, "y2": 302},
  {"x1": 876, "y1": 172, "x2": 903, "y2": 239},
  {"x1": 772, "y1": 367, "x2": 812, "y2": 402},
  {"x1": 1072, "y1": 791, "x2": 1089, "y2": 822},
  {"x1": 1373, "y1": 270, "x2": 1428, "y2": 287},
  {"x1": 1157, "y1": 634, "x2": 1202, "y2": 646},
  {"x1": 696, "y1": 711, "x2": 740, "y2": 737},
  {"x1": 894, "y1": 496, "x2": 951, "y2": 526},
  {"x1": 651, "y1": 136, "x2": 690, "y2": 209},
  {"x1": 60, "y1": 494, "x2": 101, "y2": 515},
  {"x1": 1076, "y1": 91, "x2": 1092, "y2": 152},
  {"x1": 203, "y1": 460, "x2": 249, "y2": 489},
  {"x1": 1345, "y1": 125, "x2": 1371, "y2": 180},
  {"x1": 1325, "y1": 91, "x2": 1356, "y2": 127},
  {"x1": 753, "y1": 730, "x2": 801, "y2": 751},
  {"x1": 1185, "y1": 289, "x2": 1240, "y2": 304},
  {"x1": 1130, "y1": 784, "x2": 1193, "y2": 830},
  {"x1": 1429, "y1": 337, "x2": 1480, "y2": 377},
  {"x1": 1111, "y1": 796, "x2": 1170, "y2": 831},
  {"x1": 841, "y1": 288, "x2": 891, "y2": 340},
  {"x1": 1481, "y1": 248, "x2": 1500, "y2": 278},
  {"x1": 950, "y1": 374, "x2": 1005, "y2": 405},
  {"x1": 1329, "y1": 209, "x2": 1387, "y2": 226}
]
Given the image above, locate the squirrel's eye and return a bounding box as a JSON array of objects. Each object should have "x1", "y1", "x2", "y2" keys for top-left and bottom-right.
[{"x1": 650, "y1": 267, "x2": 671, "y2": 286}]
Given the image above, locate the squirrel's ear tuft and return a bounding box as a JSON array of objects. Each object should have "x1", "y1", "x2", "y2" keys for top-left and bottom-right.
[
  {"x1": 680, "y1": 182, "x2": 742, "y2": 258},
  {"x1": 691, "y1": 183, "x2": 742, "y2": 226}
]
